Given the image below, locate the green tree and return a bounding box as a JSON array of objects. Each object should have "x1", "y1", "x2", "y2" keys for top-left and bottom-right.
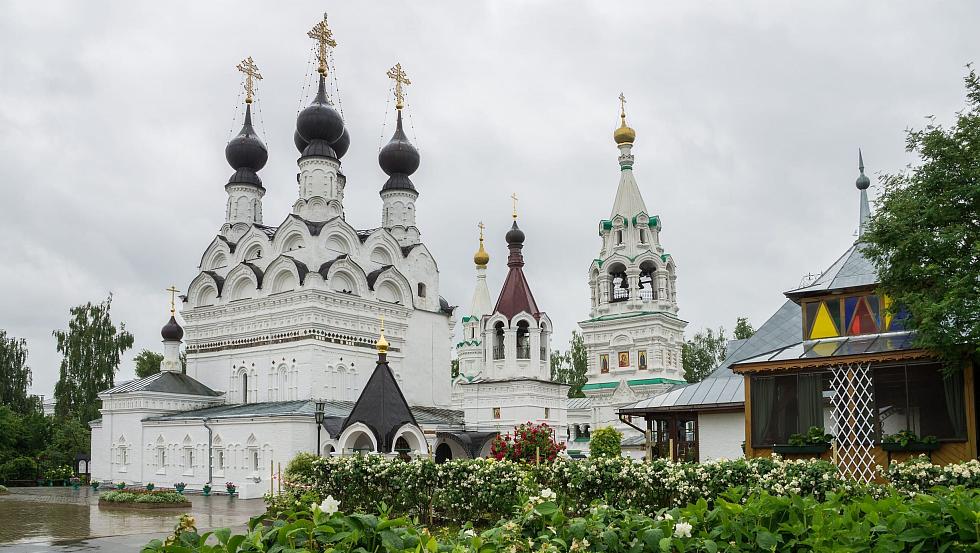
[
  {"x1": 551, "y1": 332, "x2": 588, "y2": 398},
  {"x1": 53, "y1": 295, "x2": 134, "y2": 423},
  {"x1": 682, "y1": 326, "x2": 727, "y2": 383},
  {"x1": 864, "y1": 69, "x2": 980, "y2": 370},
  {"x1": 42, "y1": 418, "x2": 91, "y2": 468},
  {"x1": 589, "y1": 426, "x2": 623, "y2": 458},
  {"x1": 134, "y1": 349, "x2": 164, "y2": 379},
  {"x1": 733, "y1": 317, "x2": 755, "y2": 340},
  {"x1": 0, "y1": 330, "x2": 40, "y2": 415},
  {"x1": 450, "y1": 358, "x2": 459, "y2": 379}
]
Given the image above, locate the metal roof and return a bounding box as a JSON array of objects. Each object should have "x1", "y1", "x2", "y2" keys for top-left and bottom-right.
[
  {"x1": 734, "y1": 331, "x2": 916, "y2": 365},
  {"x1": 622, "y1": 375, "x2": 744, "y2": 413},
  {"x1": 785, "y1": 241, "x2": 878, "y2": 298},
  {"x1": 144, "y1": 397, "x2": 462, "y2": 426},
  {"x1": 103, "y1": 372, "x2": 222, "y2": 397},
  {"x1": 711, "y1": 299, "x2": 803, "y2": 376},
  {"x1": 567, "y1": 397, "x2": 593, "y2": 409}
]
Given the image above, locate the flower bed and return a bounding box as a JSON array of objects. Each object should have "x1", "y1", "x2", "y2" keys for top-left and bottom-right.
[
  {"x1": 145, "y1": 486, "x2": 980, "y2": 552},
  {"x1": 98, "y1": 489, "x2": 191, "y2": 509}
]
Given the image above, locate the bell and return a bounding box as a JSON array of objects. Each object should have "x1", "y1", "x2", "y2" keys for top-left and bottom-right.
[{"x1": 638, "y1": 280, "x2": 645, "y2": 289}]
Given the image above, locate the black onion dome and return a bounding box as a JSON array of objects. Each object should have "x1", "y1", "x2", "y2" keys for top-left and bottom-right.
[
  {"x1": 505, "y1": 220, "x2": 525, "y2": 245},
  {"x1": 302, "y1": 139, "x2": 337, "y2": 159},
  {"x1": 225, "y1": 105, "x2": 268, "y2": 187},
  {"x1": 379, "y1": 111, "x2": 420, "y2": 192},
  {"x1": 294, "y1": 130, "x2": 309, "y2": 153},
  {"x1": 161, "y1": 315, "x2": 184, "y2": 341},
  {"x1": 333, "y1": 128, "x2": 350, "y2": 159},
  {"x1": 295, "y1": 75, "x2": 345, "y2": 150}
]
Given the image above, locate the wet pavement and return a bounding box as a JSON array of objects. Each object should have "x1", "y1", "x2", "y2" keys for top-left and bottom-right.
[{"x1": 0, "y1": 487, "x2": 266, "y2": 552}]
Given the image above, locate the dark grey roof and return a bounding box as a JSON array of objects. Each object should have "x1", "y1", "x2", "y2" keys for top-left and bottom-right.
[
  {"x1": 734, "y1": 331, "x2": 917, "y2": 366},
  {"x1": 412, "y1": 405, "x2": 464, "y2": 426},
  {"x1": 437, "y1": 431, "x2": 498, "y2": 457},
  {"x1": 785, "y1": 241, "x2": 878, "y2": 299},
  {"x1": 103, "y1": 372, "x2": 222, "y2": 397},
  {"x1": 366, "y1": 265, "x2": 394, "y2": 289},
  {"x1": 567, "y1": 397, "x2": 593, "y2": 409},
  {"x1": 711, "y1": 299, "x2": 803, "y2": 376},
  {"x1": 146, "y1": 399, "x2": 327, "y2": 421},
  {"x1": 342, "y1": 355, "x2": 419, "y2": 451},
  {"x1": 620, "y1": 299, "x2": 803, "y2": 414}
]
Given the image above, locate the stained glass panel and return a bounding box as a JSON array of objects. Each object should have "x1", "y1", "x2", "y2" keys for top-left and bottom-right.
[
  {"x1": 844, "y1": 296, "x2": 859, "y2": 331},
  {"x1": 805, "y1": 302, "x2": 820, "y2": 337},
  {"x1": 810, "y1": 302, "x2": 839, "y2": 339},
  {"x1": 848, "y1": 298, "x2": 878, "y2": 335},
  {"x1": 866, "y1": 295, "x2": 881, "y2": 325},
  {"x1": 826, "y1": 300, "x2": 842, "y2": 333}
]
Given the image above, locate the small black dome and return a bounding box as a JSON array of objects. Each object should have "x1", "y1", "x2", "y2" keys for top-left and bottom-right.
[
  {"x1": 333, "y1": 128, "x2": 350, "y2": 159},
  {"x1": 293, "y1": 130, "x2": 309, "y2": 153},
  {"x1": 295, "y1": 75, "x2": 344, "y2": 149},
  {"x1": 379, "y1": 111, "x2": 419, "y2": 177},
  {"x1": 505, "y1": 220, "x2": 525, "y2": 245},
  {"x1": 225, "y1": 104, "x2": 268, "y2": 172},
  {"x1": 301, "y1": 139, "x2": 337, "y2": 159},
  {"x1": 856, "y1": 173, "x2": 870, "y2": 190},
  {"x1": 161, "y1": 315, "x2": 184, "y2": 341}
]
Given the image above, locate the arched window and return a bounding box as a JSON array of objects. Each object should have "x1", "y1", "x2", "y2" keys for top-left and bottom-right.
[
  {"x1": 639, "y1": 228, "x2": 647, "y2": 244},
  {"x1": 516, "y1": 321, "x2": 530, "y2": 359},
  {"x1": 616, "y1": 229, "x2": 623, "y2": 245},
  {"x1": 493, "y1": 322, "x2": 505, "y2": 360},
  {"x1": 241, "y1": 372, "x2": 248, "y2": 404},
  {"x1": 639, "y1": 261, "x2": 657, "y2": 301},
  {"x1": 417, "y1": 283, "x2": 426, "y2": 298},
  {"x1": 608, "y1": 263, "x2": 629, "y2": 302}
]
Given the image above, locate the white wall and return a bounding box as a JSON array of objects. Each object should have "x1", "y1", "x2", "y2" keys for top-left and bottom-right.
[{"x1": 698, "y1": 411, "x2": 745, "y2": 461}]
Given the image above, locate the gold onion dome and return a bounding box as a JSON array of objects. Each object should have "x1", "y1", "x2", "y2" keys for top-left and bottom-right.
[
  {"x1": 376, "y1": 317, "x2": 389, "y2": 354},
  {"x1": 474, "y1": 240, "x2": 490, "y2": 267},
  {"x1": 614, "y1": 115, "x2": 636, "y2": 145}
]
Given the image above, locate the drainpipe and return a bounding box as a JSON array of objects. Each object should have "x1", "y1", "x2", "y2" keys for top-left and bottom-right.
[{"x1": 203, "y1": 418, "x2": 214, "y2": 485}]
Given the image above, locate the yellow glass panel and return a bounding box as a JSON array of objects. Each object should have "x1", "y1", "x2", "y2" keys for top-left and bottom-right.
[
  {"x1": 881, "y1": 295, "x2": 893, "y2": 330},
  {"x1": 809, "y1": 301, "x2": 839, "y2": 339}
]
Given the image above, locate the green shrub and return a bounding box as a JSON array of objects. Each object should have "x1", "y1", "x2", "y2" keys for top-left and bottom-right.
[
  {"x1": 588, "y1": 426, "x2": 622, "y2": 458},
  {"x1": 283, "y1": 451, "x2": 317, "y2": 480},
  {"x1": 146, "y1": 487, "x2": 980, "y2": 552},
  {"x1": 0, "y1": 456, "x2": 36, "y2": 481},
  {"x1": 100, "y1": 489, "x2": 186, "y2": 503},
  {"x1": 0, "y1": 484, "x2": 9, "y2": 494}
]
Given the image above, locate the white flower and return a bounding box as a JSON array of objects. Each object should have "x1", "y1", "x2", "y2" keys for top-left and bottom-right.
[
  {"x1": 673, "y1": 521, "x2": 692, "y2": 538},
  {"x1": 319, "y1": 495, "x2": 340, "y2": 515},
  {"x1": 540, "y1": 488, "x2": 556, "y2": 500},
  {"x1": 463, "y1": 529, "x2": 476, "y2": 537},
  {"x1": 663, "y1": 512, "x2": 673, "y2": 521}
]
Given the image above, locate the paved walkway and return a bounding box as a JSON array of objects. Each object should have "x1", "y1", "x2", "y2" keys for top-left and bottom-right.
[{"x1": 0, "y1": 487, "x2": 266, "y2": 552}]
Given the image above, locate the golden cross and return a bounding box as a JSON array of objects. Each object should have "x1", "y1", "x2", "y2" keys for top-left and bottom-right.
[
  {"x1": 166, "y1": 285, "x2": 181, "y2": 315},
  {"x1": 478, "y1": 221, "x2": 485, "y2": 241},
  {"x1": 386, "y1": 63, "x2": 411, "y2": 110},
  {"x1": 236, "y1": 56, "x2": 262, "y2": 104},
  {"x1": 510, "y1": 193, "x2": 518, "y2": 220},
  {"x1": 307, "y1": 13, "x2": 337, "y2": 76},
  {"x1": 618, "y1": 92, "x2": 627, "y2": 118}
]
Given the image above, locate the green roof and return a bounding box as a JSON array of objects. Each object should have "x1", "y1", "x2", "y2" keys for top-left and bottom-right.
[
  {"x1": 581, "y1": 377, "x2": 686, "y2": 392},
  {"x1": 580, "y1": 311, "x2": 686, "y2": 324},
  {"x1": 628, "y1": 377, "x2": 686, "y2": 387},
  {"x1": 456, "y1": 340, "x2": 481, "y2": 348}
]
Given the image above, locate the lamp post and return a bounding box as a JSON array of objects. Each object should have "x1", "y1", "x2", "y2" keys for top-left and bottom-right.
[{"x1": 314, "y1": 400, "x2": 326, "y2": 456}]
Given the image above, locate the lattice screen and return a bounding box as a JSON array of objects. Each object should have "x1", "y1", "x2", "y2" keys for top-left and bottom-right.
[{"x1": 829, "y1": 362, "x2": 877, "y2": 482}]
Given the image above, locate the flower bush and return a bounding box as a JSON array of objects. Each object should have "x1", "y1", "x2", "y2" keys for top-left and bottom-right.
[
  {"x1": 144, "y1": 486, "x2": 980, "y2": 552},
  {"x1": 882, "y1": 455, "x2": 980, "y2": 494},
  {"x1": 588, "y1": 426, "x2": 622, "y2": 458},
  {"x1": 490, "y1": 422, "x2": 564, "y2": 463},
  {"x1": 100, "y1": 489, "x2": 187, "y2": 503}
]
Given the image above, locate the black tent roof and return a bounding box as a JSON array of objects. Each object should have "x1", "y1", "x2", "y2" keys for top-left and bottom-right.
[{"x1": 340, "y1": 353, "x2": 419, "y2": 452}]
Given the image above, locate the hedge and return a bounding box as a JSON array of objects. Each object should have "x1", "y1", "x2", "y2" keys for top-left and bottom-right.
[
  {"x1": 277, "y1": 454, "x2": 980, "y2": 524},
  {"x1": 146, "y1": 486, "x2": 980, "y2": 552}
]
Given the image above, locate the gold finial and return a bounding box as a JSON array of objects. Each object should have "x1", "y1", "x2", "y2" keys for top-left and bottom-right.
[
  {"x1": 236, "y1": 57, "x2": 262, "y2": 104},
  {"x1": 386, "y1": 63, "x2": 411, "y2": 110},
  {"x1": 166, "y1": 285, "x2": 181, "y2": 315},
  {"x1": 376, "y1": 315, "x2": 389, "y2": 354},
  {"x1": 474, "y1": 222, "x2": 490, "y2": 268},
  {"x1": 614, "y1": 91, "x2": 636, "y2": 145},
  {"x1": 308, "y1": 13, "x2": 337, "y2": 76},
  {"x1": 510, "y1": 193, "x2": 518, "y2": 220}
]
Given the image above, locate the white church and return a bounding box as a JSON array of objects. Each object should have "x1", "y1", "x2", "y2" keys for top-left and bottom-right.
[{"x1": 89, "y1": 14, "x2": 690, "y2": 495}]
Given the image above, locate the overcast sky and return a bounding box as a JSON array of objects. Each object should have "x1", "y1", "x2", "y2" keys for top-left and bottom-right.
[{"x1": 1, "y1": 1, "x2": 978, "y2": 397}]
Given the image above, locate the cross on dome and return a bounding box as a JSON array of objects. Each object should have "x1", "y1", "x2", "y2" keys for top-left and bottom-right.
[
  {"x1": 235, "y1": 56, "x2": 262, "y2": 104},
  {"x1": 166, "y1": 285, "x2": 181, "y2": 315},
  {"x1": 386, "y1": 63, "x2": 411, "y2": 110},
  {"x1": 308, "y1": 13, "x2": 337, "y2": 76},
  {"x1": 510, "y1": 192, "x2": 518, "y2": 220}
]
